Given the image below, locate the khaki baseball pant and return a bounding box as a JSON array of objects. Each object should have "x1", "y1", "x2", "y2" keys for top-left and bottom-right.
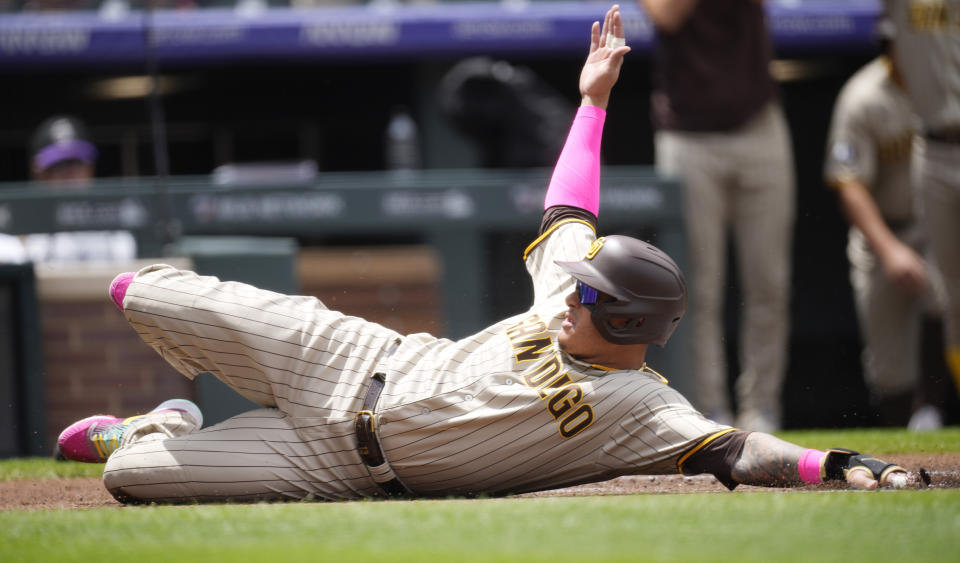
[
  {"x1": 103, "y1": 265, "x2": 401, "y2": 502},
  {"x1": 848, "y1": 226, "x2": 940, "y2": 398},
  {"x1": 655, "y1": 101, "x2": 796, "y2": 424},
  {"x1": 915, "y1": 138, "x2": 960, "y2": 391}
]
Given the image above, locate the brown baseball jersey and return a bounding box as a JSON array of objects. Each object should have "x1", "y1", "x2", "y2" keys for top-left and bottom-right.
[{"x1": 103, "y1": 220, "x2": 729, "y2": 503}]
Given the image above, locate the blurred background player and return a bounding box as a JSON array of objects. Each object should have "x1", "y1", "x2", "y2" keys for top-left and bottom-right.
[
  {"x1": 30, "y1": 114, "x2": 98, "y2": 188},
  {"x1": 19, "y1": 114, "x2": 136, "y2": 264},
  {"x1": 637, "y1": 0, "x2": 795, "y2": 431},
  {"x1": 824, "y1": 18, "x2": 949, "y2": 430},
  {"x1": 884, "y1": 0, "x2": 960, "y2": 409}
]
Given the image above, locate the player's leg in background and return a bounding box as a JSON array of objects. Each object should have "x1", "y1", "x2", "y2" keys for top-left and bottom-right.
[
  {"x1": 118, "y1": 264, "x2": 403, "y2": 419},
  {"x1": 729, "y1": 101, "x2": 795, "y2": 432},
  {"x1": 656, "y1": 129, "x2": 733, "y2": 424},
  {"x1": 103, "y1": 407, "x2": 379, "y2": 503},
  {"x1": 914, "y1": 314, "x2": 958, "y2": 428},
  {"x1": 906, "y1": 224, "x2": 952, "y2": 430},
  {"x1": 851, "y1": 236, "x2": 922, "y2": 426},
  {"x1": 917, "y1": 139, "x2": 960, "y2": 401}
]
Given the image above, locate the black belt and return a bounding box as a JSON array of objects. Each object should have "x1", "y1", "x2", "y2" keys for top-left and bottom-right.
[
  {"x1": 355, "y1": 373, "x2": 408, "y2": 497},
  {"x1": 924, "y1": 128, "x2": 960, "y2": 144}
]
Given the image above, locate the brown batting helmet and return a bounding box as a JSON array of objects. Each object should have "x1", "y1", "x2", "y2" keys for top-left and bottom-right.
[{"x1": 555, "y1": 235, "x2": 686, "y2": 346}]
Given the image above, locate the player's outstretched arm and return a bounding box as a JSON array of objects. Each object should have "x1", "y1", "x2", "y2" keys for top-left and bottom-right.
[
  {"x1": 730, "y1": 432, "x2": 912, "y2": 490},
  {"x1": 540, "y1": 4, "x2": 629, "y2": 218}
]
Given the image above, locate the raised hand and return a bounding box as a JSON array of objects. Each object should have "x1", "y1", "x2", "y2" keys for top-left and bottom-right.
[{"x1": 580, "y1": 4, "x2": 632, "y2": 110}]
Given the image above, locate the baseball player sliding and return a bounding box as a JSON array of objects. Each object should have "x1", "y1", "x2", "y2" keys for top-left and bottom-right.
[{"x1": 57, "y1": 5, "x2": 911, "y2": 501}]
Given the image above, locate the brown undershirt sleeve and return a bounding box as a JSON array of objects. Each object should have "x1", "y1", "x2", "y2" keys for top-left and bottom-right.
[
  {"x1": 680, "y1": 429, "x2": 751, "y2": 491},
  {"x1": 539, "y1": 205, "x2": 598, "y2": 236}
]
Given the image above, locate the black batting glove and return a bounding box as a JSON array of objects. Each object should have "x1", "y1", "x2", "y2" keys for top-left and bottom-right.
[{"x1": 821, "y1": 448, "x2": 906, "y2": 484}]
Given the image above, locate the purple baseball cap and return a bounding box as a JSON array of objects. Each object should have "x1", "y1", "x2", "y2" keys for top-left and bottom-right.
[{"x1": 30, "y1": 115, "x2": 98, "y2": 171}]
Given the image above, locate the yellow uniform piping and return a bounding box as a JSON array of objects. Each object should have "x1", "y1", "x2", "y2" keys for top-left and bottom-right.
[{"x1": 522, "y1": 218, "x2": 597, "y2": 261}]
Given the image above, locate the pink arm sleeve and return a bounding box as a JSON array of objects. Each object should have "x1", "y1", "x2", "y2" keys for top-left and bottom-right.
[{"x1": 543, "y1": 105, "x2": 607, "y2": 216}]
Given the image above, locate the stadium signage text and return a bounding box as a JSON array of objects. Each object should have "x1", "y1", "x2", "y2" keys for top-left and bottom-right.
[
  {"x1": 451, "y1": 20, "x2": 553, "y2": 40},
  {"x1": 0, "y1": 28, "x2": 89, "y2": 54},
  {"x1": 300, "y1": 22, "x2": 400, "y2": 47},
  {"x1": 189, "y1": 193, "x2": 346, "y2": 224},
  {"x1": 54, "y1": 198, "x2": 148, "y2": 229},
  {"x1": 381, "y1": 189, "x2": 475, "y2": 219}
]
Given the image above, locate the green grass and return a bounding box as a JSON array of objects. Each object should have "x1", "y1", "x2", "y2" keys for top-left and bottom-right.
[
  {"x1": 0, "y1": 457, "x2": 103, "y2": 481},
  {"x1": 776, "y1": 426, "x2": 960, "y2": 454},
  {"x1": 2, "y1": 492, "x2": 958, "y2": 562},
  {"x1": 1, "y1": 427, "x2": 958, "y2": 562}
]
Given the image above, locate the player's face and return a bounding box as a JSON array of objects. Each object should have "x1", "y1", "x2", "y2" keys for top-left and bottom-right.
[
  {"x1": 558, "y1": 283, "x2": 617, "y2": 360},
  {"x1": 34, "y1": 160, "x2": 95, "y2": 189}
]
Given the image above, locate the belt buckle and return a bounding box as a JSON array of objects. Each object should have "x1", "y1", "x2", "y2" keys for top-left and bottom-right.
[{"x1": 355, "y1": 410, "x2": 375, "y2": 457}]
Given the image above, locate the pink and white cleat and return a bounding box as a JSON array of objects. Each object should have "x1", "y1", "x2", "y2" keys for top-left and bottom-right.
[{"x1": 56, "y1": 399, "x2": 202, "y2": 463}]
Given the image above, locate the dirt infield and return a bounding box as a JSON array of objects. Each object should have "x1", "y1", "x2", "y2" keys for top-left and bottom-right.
[{"x1": 2, "y1": 453, "x2": 957, "y2": 511}]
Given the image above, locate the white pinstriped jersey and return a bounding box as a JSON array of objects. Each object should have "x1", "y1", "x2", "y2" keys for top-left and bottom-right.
[
  {"x1": 379, "y1": 219, "x2": 727, "y2": 495},
  {"x1": 118, "y1": 220, "x2": 727, "y2": 500}
]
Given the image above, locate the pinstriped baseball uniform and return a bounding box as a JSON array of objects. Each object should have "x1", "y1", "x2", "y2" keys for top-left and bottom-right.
[
  {"x1": 825, "y1": 57, "x2": 917, "y2": 225},
  {"x1": 823, "y1": 56, "x2": 937, "y2": 398},
  {"x1": 104, "y1": 219, "x2": 729, "y2": 502},
  {"x1": 885, "y1": 0, "x2": 960, "y2": 386}
]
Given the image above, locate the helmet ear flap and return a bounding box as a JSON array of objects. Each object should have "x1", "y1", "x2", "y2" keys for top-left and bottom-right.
[
  {"x1": 596, "y1": 311, "x2": 645, "y2": 333},
  {"x1": 625, "y1": 316, "x2": 646, "y2": 331},
  {"x1": 588, "y1": 301, "x2": 650, "y2": 345}
]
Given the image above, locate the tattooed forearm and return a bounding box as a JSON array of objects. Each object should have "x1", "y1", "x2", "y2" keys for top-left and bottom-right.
[{"x1": 730, "y1": 433, "x2": 808, "y2": 487}]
